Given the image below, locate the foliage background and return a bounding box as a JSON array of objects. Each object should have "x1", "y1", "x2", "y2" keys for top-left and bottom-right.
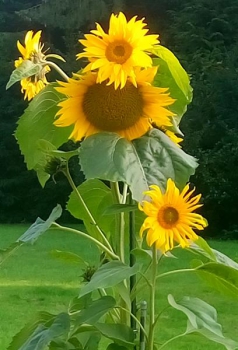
[{"x1": 1, "y1": 0, "x2": 237, "y2": 238}]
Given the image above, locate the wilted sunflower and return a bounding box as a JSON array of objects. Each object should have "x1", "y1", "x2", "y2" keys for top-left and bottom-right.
[
  {"x1": 54, "y1": 67, "x2": 175, "y2": 141},
  {"x1": 139, "y1": 179, "x2": 207, "y2": 253},
  {"x1": 15, "y1": 30, "x2": 50, "y2": 100},
  {"x1": 77, "y1": 12, "x2": 159, "y2": 89}
]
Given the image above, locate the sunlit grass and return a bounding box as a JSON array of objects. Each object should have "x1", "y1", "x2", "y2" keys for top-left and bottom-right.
[{"x1": 0, "y1": 224, "x2": 238, "y2": 349}]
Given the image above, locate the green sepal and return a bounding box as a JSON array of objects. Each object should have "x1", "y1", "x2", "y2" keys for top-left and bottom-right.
[{"x1": 6, "y1": 60, "x2": 42, "y2": 89}]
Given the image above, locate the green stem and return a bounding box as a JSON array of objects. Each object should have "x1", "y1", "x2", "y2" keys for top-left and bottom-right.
[
  {"x1": 157, "y1": 268, "x2": 195, "y2": 280},
  {"x1": 52, "y1": 223, "x2": 119, "y2": 260},
  {"x1": 42, "y1": 60, "x2": 69, "y2": 82},
  {"x1": 158, "y1": 332, "x2": 187, "y2": 349},
  {"x1": 130, "y1": 260, "x2": 152, "y2": 298},
  {"x1": 148, "y1": 244, "x2": 157, "y2": 350},
  {"x1": 110, "y1": 182, "x2": 127, "y2": 262},
  {"x1": 63, "y1": 163, "x2": 113, "y2": 252},
  {"x1": 116, "y1": 306, "x2": 148, "y2": 341}
]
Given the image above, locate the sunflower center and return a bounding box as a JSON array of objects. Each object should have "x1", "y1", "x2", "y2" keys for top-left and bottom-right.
[
  {"x1": 157, "y1": 206, "x2": 179, "y2": 229},
  {"x1": 105, "y1": 40, "x2": 133, "y2": 64},
  {"x1": 82, "y1": 81, "x2": 144, "y2": 131}
]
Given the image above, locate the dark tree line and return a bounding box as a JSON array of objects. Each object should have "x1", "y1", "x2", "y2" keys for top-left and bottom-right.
[{"x1": 1, "y1": 0, "x2": 237, "y2": 238}]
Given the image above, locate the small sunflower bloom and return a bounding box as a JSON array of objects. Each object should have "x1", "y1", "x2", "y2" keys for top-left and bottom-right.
[
  {"x1": 15, "y1": 30, "x2": 50, "y2": 100},
  {"x1": 77, "y1": 12, "x2": 159, "y2": 89},
  {"x1": 139, "y1": 179, "x2": 207, "y2": 253},
  {"x1": 54, "y1": 67, "x2": 175, "y2": 141}
]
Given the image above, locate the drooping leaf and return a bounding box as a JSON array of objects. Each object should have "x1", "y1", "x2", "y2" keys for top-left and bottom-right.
[
  {"x1": 16, "y1": 313, "x2": 70, "y2": 350},
  {"x1": 189, "y1": 237, "x2": 216, "y2": 261},
  {"x1": 190, "y1": 237, "x2": 238, "y2": 270},
  {"x1": 95, "y1": 323, "x2": 135, "y2": 347},
  {"x1": 79, "y1": 132, "x2": 148, "y2": 202},
  {"x1": 74, "y1": 296, "x2": 116, "y2": 326},
  {"x1": 69, "y1": 294, "x2": 92, "y2": 314},
  {"x1": 195, "y1": 262, "x2": 238, "y2": 299},
  {"x1": 15, "y1": 83, "x2": 72, "y2": 171},
  {"x1": 133, "y1": 129, "x2": 198, "y2": 192},
  {"x1": 151, "y1": 45, "x2": 193, "y2": 122},
  {"x1": 78, "y1": 261, "x2": 139, "y2": 298},
  {"x1": 17, "y1": 205, "x2": 62, "y2": 244},
  {"x1": 67, "y1": 179, "x2": 115, "y2": 239},
  {"x1": 50, "y1": 250, "x2": 88, "y2": 266},
  {"x1": 79, "y1": 130, "x2": 197, "y2": 202},
  {"x1": 7, "y1": 312, "x2": 55, "y2": 350},
  {"x1": 6, "y1": 60, "x2": 42, "y2": 89},
  {"x1": 168, "y1": 295, "x2": 238, "y2": 350}
]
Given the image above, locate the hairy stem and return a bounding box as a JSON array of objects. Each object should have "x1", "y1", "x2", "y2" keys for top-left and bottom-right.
[
  {"x1": 52, "y1": 223, "x2": 119, "y2": 260},
  {"x1": 63, "y1": 163, "x2": 113, "y2": 252},
  {"x1": 42, "y1": 60, "x2": 69, "y2": 82},
  {"x1": 148, "y1": 244, "x2": 157, "y2": 350}
]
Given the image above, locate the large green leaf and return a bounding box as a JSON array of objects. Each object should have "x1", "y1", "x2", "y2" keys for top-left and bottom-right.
[
  {"x1": 79, "y1": 132, "x2": 148, "y2": 202},
  {"x1": 17, "y1": 205, "x2": 62, "y2": 244},
  {"x1": 7, "y1": 312, "x2": 57, "y2": 350},
  {"x1": 151, "y1": 45, "x2": 192, "y2": 123},
  {"x1": 79, "y1": 130, "x2": 197, "y2": 202},
  {"x1": 195, "y1": 262, "x2": 238, "y2": 299},
  {"x1": 67, "y1": 179, "x2": 115, "y2": 240},
  {"x1": 133, "y1": 128, "x2": 198, "y2": 192},
  {"x1": 50, "y1": 250, "x2": 88, "y2": 266},
  {"x1": 78, "y1": 260, "x2": 139, "y2": 298},
  {"x1": 95, "y1": 323, "x2": 135, "y2": 347},
  {"x1": 15, "y1": 83, "x2": 72, "y2": 171},
  {"x1": 6, "y1": 60, "x2": 42, "y2": 89},
  {"x1": 17, "y1": 313, "x2": 70, "y2": 350},
  {"x1": 74, "y1": 296, "x2": 116, "y2": 326},
  {"x1": 168, "y1": 295, "x2": 238, "y2": 350}
]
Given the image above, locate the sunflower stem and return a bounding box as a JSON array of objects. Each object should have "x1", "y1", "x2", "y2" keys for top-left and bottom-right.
[
  {"x1": 43, "y1": 60, "x2": 69, "y2": 82},
  {"x1": 148, "y1": 243, "x2": 157, "y2": 350},
  {"x1": 110, "y1": 181, "x2": 130, "y2": 326},
  {"x1": 51, "y1": 223, "x2": 119, "y2": 260},
  {"x1": 128, "y1": 191, "x2": 138, "y2": 340},
  {"x1": 63, "y1": 163, "x2": 114, "y2": 254}
]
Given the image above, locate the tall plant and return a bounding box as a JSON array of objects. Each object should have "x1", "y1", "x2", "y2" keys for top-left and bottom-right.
[{"x1": 4, "y1": 12, "x2": 238, "y2": 350}]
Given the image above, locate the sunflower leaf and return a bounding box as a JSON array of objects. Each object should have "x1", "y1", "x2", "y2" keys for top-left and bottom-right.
[
  {"x1": 195, "y1": 262, "x2": 238, "y2": 299},
  {"x1": 132, "y1": 128, "x2": 198, "y2": 192},
  {"x1": 168, "y1": 294, "x2": 238, "y2": 350},
  {"x1": 79, "y1": 130, "x2": 197, "y2": 201},
  {"x1": 151, "y1": 45, "x2": 193, "y2": 123},
  {"x1": 6, "y1": 60, "x2": 42, "y2": 89},
  {"x1": 67, "y1": 179, "x2": 115, "y2": 240},
  {"x1": 15, "y1": 83, "x2": 72, "y2": 174}
]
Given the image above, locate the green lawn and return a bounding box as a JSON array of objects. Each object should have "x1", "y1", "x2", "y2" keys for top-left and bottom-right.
[{"x1": 0, "y1": 224, "x2": 238, "y2": 349}]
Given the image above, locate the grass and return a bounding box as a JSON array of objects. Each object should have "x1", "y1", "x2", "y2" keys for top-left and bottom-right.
[{"x1": 0, "y1": 224, "x2": 238, "y2": 349}]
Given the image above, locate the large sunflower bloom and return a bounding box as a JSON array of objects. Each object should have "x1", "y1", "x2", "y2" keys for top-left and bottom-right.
[
  {"x1": 139, "y1": 179, "x2": 207, "y2": 253},
  {"x1": 15, "y1": 30, "x2": 50, "y2": 100},
  {"x1": 54, "y1": 67, "x2": 175, "y2": 141},
  {"x1": 77, "y1": 12, "x2": 159, "y2": 89}
]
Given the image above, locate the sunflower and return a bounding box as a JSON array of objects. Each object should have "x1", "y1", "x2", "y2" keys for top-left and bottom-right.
[
  {"x1": 139, "y1": 179, "x2": 207, "y2": 253},
  {"x1": 15, "y1": 30, "x2": 50, "y2": 100},
  {"x1": 54, "y1": 67, "x2": 175, "y2": 141},
  {"x1": 77, "y1": 12, "x2": 159, "y2": 89}
]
